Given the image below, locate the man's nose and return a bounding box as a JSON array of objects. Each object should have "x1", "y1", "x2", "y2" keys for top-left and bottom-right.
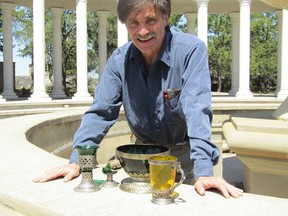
[{"x1": 138, "y1": 25, "x2": 149, "y2": 36}]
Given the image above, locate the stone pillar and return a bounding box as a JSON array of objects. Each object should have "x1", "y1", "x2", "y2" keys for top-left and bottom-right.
[
  {"x1": 235, "y1": 0, "x2": 253, "y2": 98},
  {"x1": 196, "y1": 0, "x2": 209, "y2": 46},
  {"x1": 30, "y1": 0, "x2": 51, "y2": 101},
  {"x1": 1, "y1": 3, "x2": 18, "y2": 100},
  {"x1": 185, "y1": 13, "x2": 197, "y2": 34},
  {"x1": 275, "y1": 9, "x2": 288, "y2": 99},
  {"x1": 97, "y1": 11, "x2": 110, "y2": 80},
  {"x1": 229, "y1": 13, "x2": 240, "y2": 96},
  {"x1": 0, "y1": 94, "x2": 5, "y2": 102},
  {"x1": 51, "y1": 8, "x2": 66, "y2": 99},
  {"x1": 117, "y1": 19, "x2": 128, "y2": 47},
  {"x1": 73, "y1": 0, "x2": 92, "y2": 100}
]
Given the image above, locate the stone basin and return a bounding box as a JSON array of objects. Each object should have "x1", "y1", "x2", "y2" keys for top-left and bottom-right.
[{"x1": 223, "y1": 116, "x2": 288, "y2": 198}]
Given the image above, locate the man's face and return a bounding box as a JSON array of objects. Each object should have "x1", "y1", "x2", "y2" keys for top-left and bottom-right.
[{"x1": 125, "y1": 3, "x2": 168, "y2": 60}]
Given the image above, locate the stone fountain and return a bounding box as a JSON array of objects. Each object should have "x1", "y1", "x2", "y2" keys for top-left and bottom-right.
[{"x1": 222, "y1": 97, "x2": 288, "y2": 198}]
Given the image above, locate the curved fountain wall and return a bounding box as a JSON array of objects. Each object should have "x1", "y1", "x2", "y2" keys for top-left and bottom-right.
[
  {"x1": 26, "y1": 114, "x2": 82, "y2": 154},
  {"x1": 24, "y1": 109, "x2": 132, "y2": 163}
]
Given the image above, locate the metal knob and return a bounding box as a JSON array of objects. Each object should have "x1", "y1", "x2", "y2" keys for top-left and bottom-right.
[{"x1": 101, "y1": 163, "x2": 119, "y2": 188}]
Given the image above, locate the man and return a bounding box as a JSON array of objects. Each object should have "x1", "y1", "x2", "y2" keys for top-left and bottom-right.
[{"x1": 33, "y1": 0, "x2": 243, "y2": 198}]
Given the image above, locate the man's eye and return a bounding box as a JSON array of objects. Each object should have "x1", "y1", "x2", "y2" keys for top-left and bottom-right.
[
  {"x1": 129, "y1": 21, "x2": 138, "y2": 27},
  {"x1": 147, "y1": 19, "x2": 156, "y2": 25}
]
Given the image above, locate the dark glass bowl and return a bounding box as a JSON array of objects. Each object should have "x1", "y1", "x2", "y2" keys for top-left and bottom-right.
[{"x1": 116, "y1": 144, "x2": 170, "y2": 180}]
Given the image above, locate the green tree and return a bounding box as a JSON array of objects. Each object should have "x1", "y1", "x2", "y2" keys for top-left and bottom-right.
[
  {"x1": 12, "y1": 8, "x2": 118, "y2": 96},
  {"x1": 86, "y1": 12, "x2": 118, "y2": 94},
  {"x1": 86, "y1": 12, "x2": 118, "y2": 75},
  {"x1": 208, "y1": 14, "x2": 232, "y2": 92},
  {"x1": 169, "y1": 14, "x2": 186, "y2": 32},
  {"x1": 250, "y1": 12, "x2": 277, "y2": 93},
  {"x1": 107, "y1": 14, "x2": 118, "y2": 56},
  {"x1": 10, "y1": 9, "x2": 279, "y2": 96},
  {"x1": 13, "y1": 7, "x2": 33, "y2": 60},
  {"x1": 61, "y1": 10, "x2": 77, "y2": 95},
  {"x1": 207, "y1": 12, "x2": 278, "y2": 93}
]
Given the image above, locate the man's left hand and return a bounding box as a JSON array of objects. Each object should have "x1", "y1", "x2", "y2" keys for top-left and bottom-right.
[{"x1": 194, "y1": 176, "x2": 243, "y2": 198}]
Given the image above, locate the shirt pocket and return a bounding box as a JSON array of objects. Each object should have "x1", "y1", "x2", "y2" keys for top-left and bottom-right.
[{"x1": 163, "y1": 93, "x2": 185, "y2": 125}]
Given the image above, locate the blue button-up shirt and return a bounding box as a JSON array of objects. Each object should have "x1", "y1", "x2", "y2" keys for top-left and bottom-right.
[{"x1": 70, "y1": 29, "x2": 220, "y2": 180}]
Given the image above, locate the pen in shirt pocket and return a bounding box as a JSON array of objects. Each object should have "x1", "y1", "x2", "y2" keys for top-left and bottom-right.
[{"x1": 163, "y1": 88, "x2": 181, "y2": 100}]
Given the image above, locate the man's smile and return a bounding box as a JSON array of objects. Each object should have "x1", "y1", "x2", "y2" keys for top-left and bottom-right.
[{"x1": 135, "y1": 33, "x2": 157, "y2": 42}]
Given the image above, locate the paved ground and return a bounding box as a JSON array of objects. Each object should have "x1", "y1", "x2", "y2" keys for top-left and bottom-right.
[{"x1": 223, "y1": 153, "x2": 244, "y2": 189}]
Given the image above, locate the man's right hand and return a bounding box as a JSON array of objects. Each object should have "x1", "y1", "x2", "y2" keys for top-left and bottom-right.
[{"x1": 32, "y1": 163, "x2": 80, "y2": 183}]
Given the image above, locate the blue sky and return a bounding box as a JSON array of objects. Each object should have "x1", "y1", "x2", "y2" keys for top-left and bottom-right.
[
  {"x1": 0, "y1": 45, "x2": 31, "y2": 76},
  {"x1": 13, "y1": 50, "x2": 31, "y2": 76}
]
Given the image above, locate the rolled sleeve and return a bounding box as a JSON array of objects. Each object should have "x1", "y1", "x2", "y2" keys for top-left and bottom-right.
[{"x1": 190, "y1": 138, "x2": 220, "y2": 180}]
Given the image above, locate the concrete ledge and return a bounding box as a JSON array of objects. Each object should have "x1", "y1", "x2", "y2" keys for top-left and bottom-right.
[
  {"x1": 231, "y1": 116, "x2": 288, "y2": 135},
  {"x1": 223, "y1": 117, "x2": 288, "y2": 198},
  {"x1": 273, "y1": 96, "x2": 288, "y2": 120},
  {"x1": 1, "y1": 110, "x2": 288, "y2": 215}
]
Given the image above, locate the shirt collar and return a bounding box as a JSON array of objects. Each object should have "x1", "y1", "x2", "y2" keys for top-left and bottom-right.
[{"x1": 129, "y1": 27, "x2": 172, "y2": 67}]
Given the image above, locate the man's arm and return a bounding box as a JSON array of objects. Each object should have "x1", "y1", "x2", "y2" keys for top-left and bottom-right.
[
  {"x1": 180, "y1": 39, "x2": 243, "y2": 198},
  {"x1": 33, "y1": 50, "x2": 123, "y2": 183},
  {"x1": 180, "y1": 39, "x2": 218, "y2": 178}
]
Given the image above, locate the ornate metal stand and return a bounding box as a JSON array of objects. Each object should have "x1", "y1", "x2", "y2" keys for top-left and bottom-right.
[
  {"x1": 74, "y1": 145, "x2": 101, "y2": 193},
  {"x1": 101, "y1": 163, "x2": 119, "y2": 188}
]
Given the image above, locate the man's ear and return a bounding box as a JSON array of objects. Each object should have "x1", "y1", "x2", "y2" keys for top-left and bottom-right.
[{"x1": 164, "y1": 15, "x2": 169, "y2": 26}]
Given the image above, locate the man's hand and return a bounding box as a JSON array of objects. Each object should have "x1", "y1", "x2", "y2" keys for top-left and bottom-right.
[
  {"x1": 194, "y1": 176, "x2": 243, "y2": 198},
  {"x1": 32, "y1": 163, "x2": 80, "y2": 183}
]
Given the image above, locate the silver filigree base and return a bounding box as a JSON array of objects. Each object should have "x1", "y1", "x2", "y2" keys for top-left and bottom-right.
[
  {"x1": 74, "y1": 172, "x2": 101, "y2": 193},
  {"x1": 119, "y1": 177, "x2": 151, "y2": 194},
  {"x1": 151, "y1": 197, "x2": 174, "y2": 205},
  {"x1": 151, "y1": 191, "x2": 179, "y2": 205},
  {"x1": 74, "y1": 181, "x2": 101, "y2": 193}
]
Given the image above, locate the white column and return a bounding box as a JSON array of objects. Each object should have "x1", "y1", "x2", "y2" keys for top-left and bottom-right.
[
  {"x1": 117, "y1": 19, "x2": 128, "y2": 47},
  {"x1": 73, "y1": 0, "x2": 92, "y2": 100},
  {"x1": 51, "y1": 8, "x2": 66, "y2": 99},
  {"x1": 30, "y1": 0, "x2": 51, "y2": 101},
  {"x1": 97, "y1": 11, "x2": 110, "y2": 80},
  {"x1": 275, "y1": 9, "x2": 288, "y2": 99},
  {"x1": 235, "y1": 0, "x2": 253, "y2": 98},
  {"x1": 185, "y1": 13, "x2": 197, "y2": 34},
  {"x1": 229, "y1": 13, "x2": 240, "y2": 96},
  {"x1": 1, "y1": 3, "x2": 17, "y2": 100},
  {"x1": 0, "y1": 94, "x2": 5, "y2": 102},
  {"x1": 196, "y1": 0, "x2": 209, "y2": 46}
]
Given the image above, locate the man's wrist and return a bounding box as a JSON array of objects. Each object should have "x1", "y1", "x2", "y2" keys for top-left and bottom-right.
[{"x1": 193, "y1": 159, "x2": 213, "y2": 180}]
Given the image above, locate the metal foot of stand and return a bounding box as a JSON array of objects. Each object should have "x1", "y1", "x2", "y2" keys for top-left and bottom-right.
[{"x1": 74, "y1": 172, "x2": 101, "y2": 192}]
